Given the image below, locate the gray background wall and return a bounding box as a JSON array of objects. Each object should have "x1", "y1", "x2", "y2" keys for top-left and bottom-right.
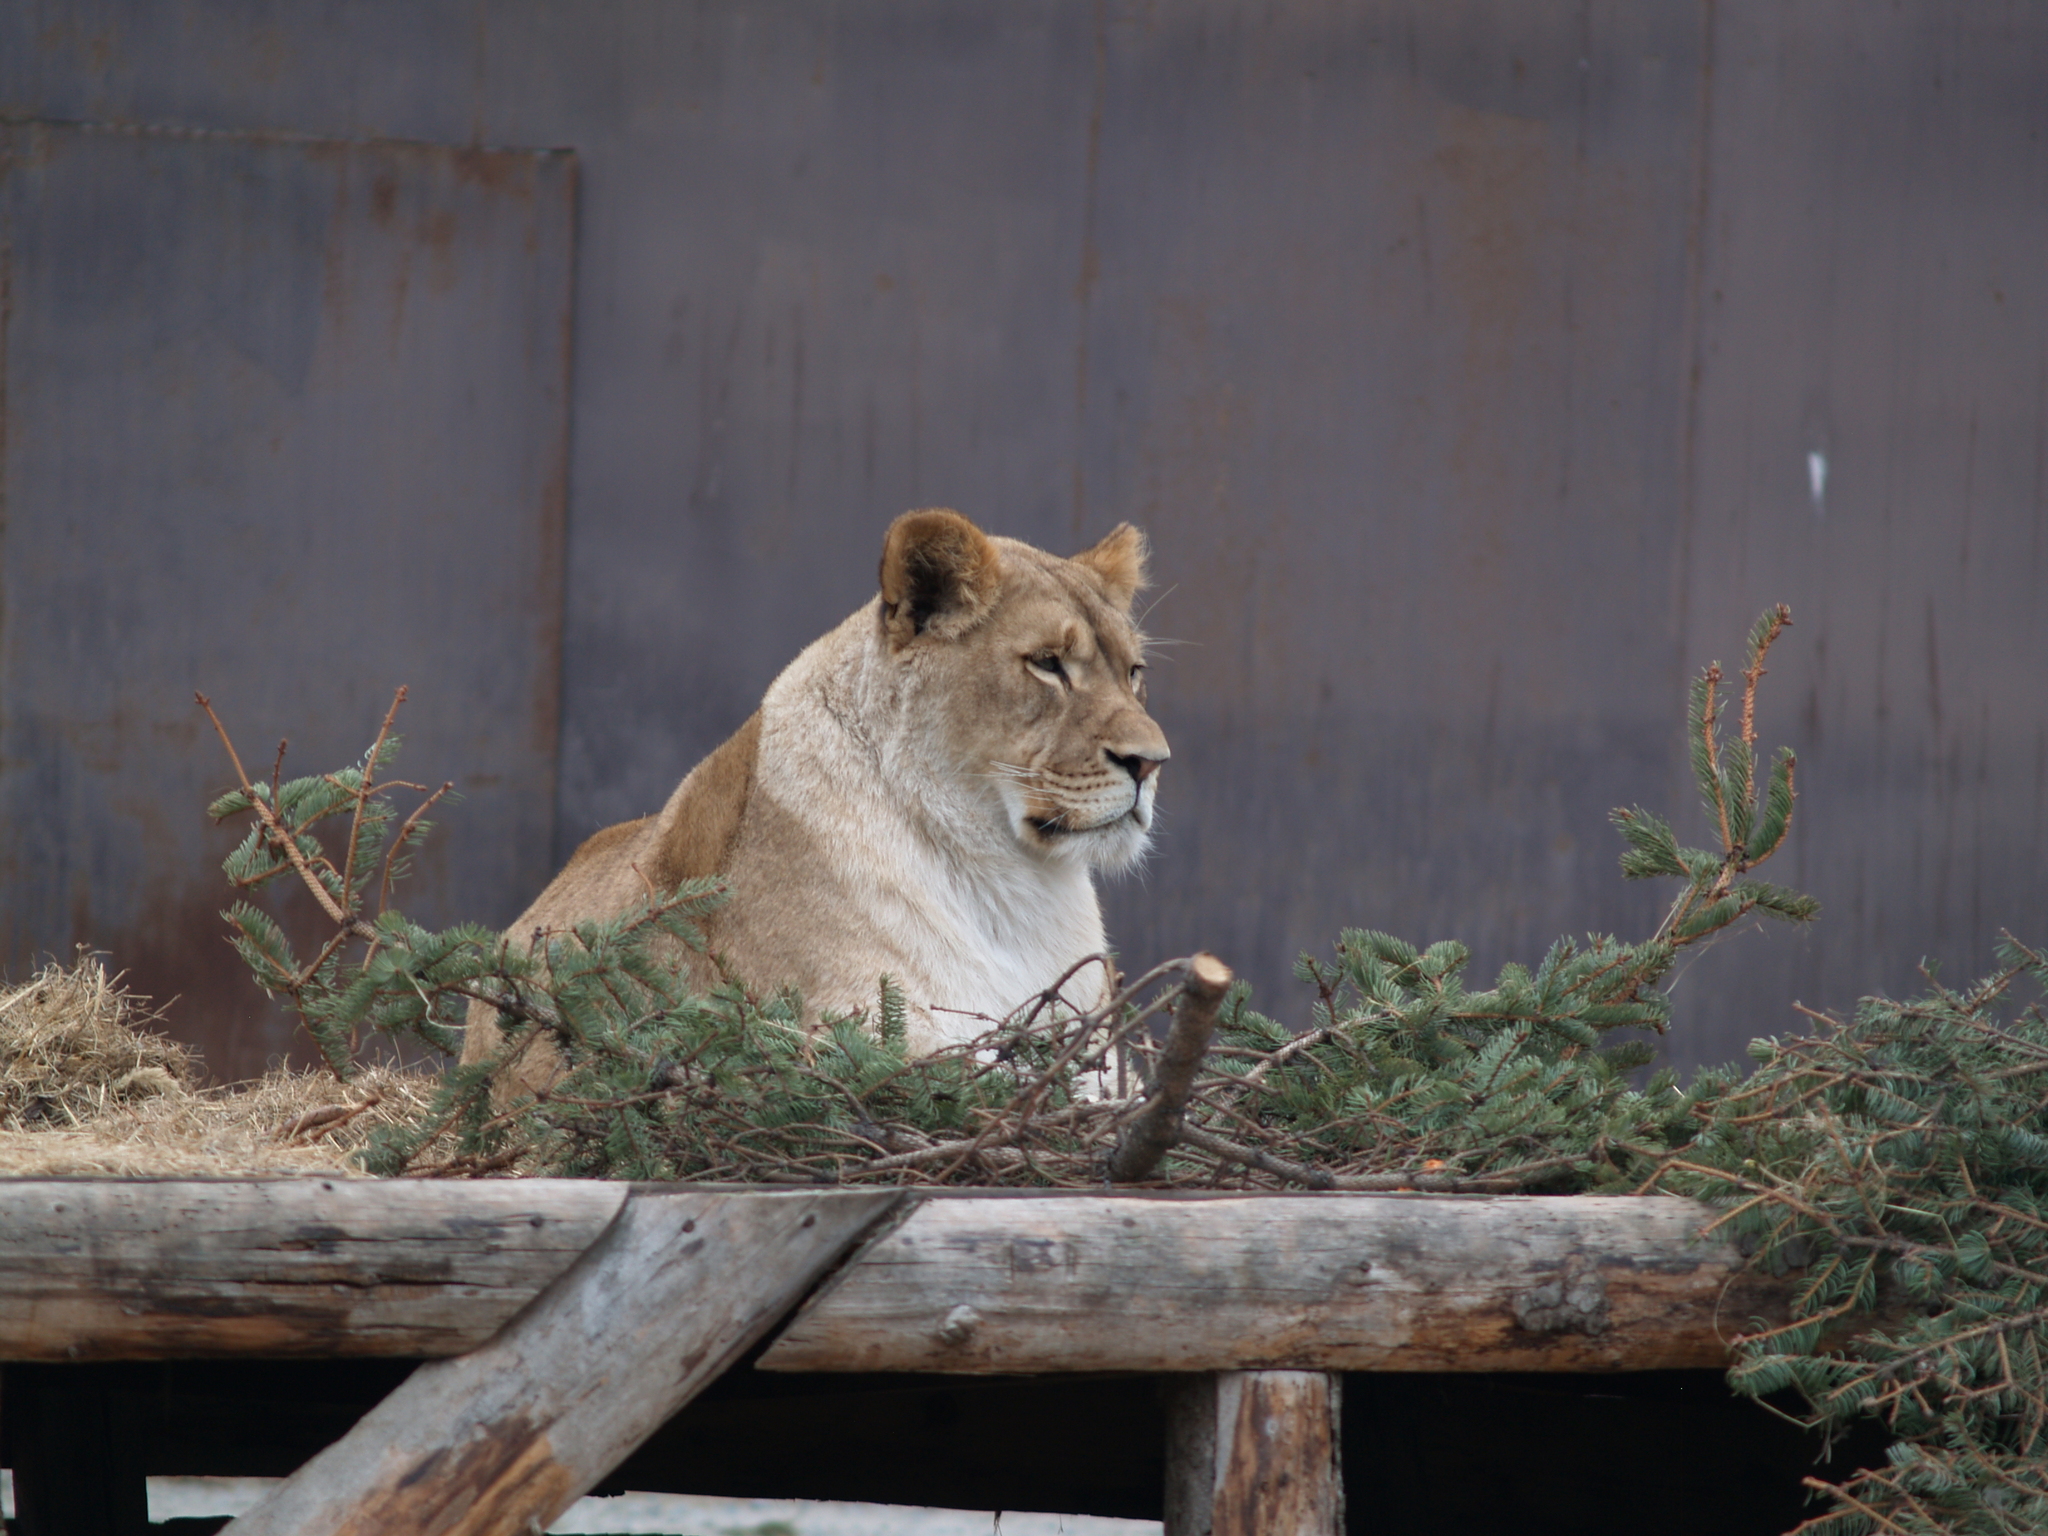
[{"x1": 2, "y1": 2, "x2": 2042, "y2": 1081}]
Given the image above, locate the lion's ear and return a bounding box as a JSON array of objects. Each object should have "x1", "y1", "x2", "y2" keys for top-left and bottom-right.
[
  {"x1": 879, "y1": 509, "x2": 1003, "y2": 648},
  {"x1": 1071, "y1": 523, "x2": 1149, "y2": 610}
]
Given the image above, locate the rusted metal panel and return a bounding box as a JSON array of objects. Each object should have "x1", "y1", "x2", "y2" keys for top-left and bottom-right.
[
  {"x1": 510, "y1": 2, "x2": 1109, "y2": 840},
  {"x1": 1667, "y1": 4, "x2": 2048, "y2": 1070},
  {"x1": 0, "y1": 124, "x2": 573, "y2": 1079},
  {"x1": 1, "y1": 3, "x2": 2043, "y2": 1079},
  {"x1": 1073, "y1": 3, "x2": 1716, "y2": 1050}
]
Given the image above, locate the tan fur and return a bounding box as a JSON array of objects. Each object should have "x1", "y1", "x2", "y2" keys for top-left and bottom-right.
[
  {"x1": 1069, "y1": 522, "x2": 1148, "y2": 608},
  {"x1": 463, "y1": 510, "x2": 1168, "y2": 1085},
  {"x1": 650, "y1": 710, "x2": 762, "y2": 887}
]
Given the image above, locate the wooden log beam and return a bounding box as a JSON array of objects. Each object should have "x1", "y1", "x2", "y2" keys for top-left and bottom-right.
[
  {"x1": 0, "y1": 1183, "x2": 1807, "y2": 1374},
  {"x1": 761, "y1": 1193, "x2": 1785, "y2": 1374},
  {"x1": 0, "y1": 1178, "x2": 626, "y2": 1361},
  {"x1": 1165, "y1": 1372, "x2": 1342, "y2": 1536},
  {"x1": 221, "y1": 1189, "x2": 900, "y2": 1536}
]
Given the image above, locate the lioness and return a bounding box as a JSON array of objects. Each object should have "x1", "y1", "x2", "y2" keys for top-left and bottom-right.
[{"x1": 462, "y1": 508, "x2": 1168, "y2": 1077}]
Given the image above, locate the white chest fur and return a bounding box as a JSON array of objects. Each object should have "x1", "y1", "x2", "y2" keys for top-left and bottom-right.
[{"x1": 752, "y1": 624, "x2": 1114, "y2": 1051}]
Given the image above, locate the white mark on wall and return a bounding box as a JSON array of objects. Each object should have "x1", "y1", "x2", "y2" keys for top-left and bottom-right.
[{"x1": 1807, "y1": 450, "x2": 1828, "y2": 517}]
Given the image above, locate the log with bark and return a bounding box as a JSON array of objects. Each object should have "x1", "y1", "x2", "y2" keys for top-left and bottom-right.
[
  {"x1": 0, "y1": 1178, "x2": 624, "y2": 1361},
  {"x1": 0, "y1": 1181, "x2": 1810, "y2": 1374},
  {"x1": 1165, "y1": 1371, "x2": 1343, "y2": 1536},
  {"x1": 761, "y1": 1192, "x2": 1790, "y2": 1374}
]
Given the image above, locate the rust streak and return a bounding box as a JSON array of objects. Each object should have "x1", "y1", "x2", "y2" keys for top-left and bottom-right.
[
  {"x1": 451, "y1": 144, "x2": 533, "y2": 201},
  {"x1": 0, "y1": 193, "x2": 11, "y2": 731}
]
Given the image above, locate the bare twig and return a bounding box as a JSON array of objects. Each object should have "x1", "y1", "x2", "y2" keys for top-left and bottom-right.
[
  {"x1": 1230, "y1": 1025, "x2": 1333, "y2": 1095},
  {"x1": 1176, "y1": 1126, "x2": 1580, "y2": 1194},
  {"x1": 1739, "y1": 605, "x2": 1791, "y2": 754},
  {"x1": 1698, "y1": 661, "x2": 1731, "y2": 853},
  {"x1": 928, "y1": 955, "x2": 1189, "y2": 1182},
  {"x1": 280, "y1": 1091, "x2": 383, "y2": 1144},
  {"x1": 375, "y1": 778, "x2": 454, "y2": 921},
  {"x1": 199, "y1": 692, "x2": 368, "y2": 936},
  {"x1": 340, "y1": 686, "x2": 408, "y2": 924}
]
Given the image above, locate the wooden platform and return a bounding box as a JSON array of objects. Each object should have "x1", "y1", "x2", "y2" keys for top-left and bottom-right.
[{"x1": 0, "y1": 1180, "x2": 1866, "y2": 1536}]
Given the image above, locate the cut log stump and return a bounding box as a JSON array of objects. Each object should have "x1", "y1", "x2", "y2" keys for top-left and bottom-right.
[
  {"x1": 1108, "y1": 952, "x2": 1233, "y2": 1182},
  {"x1": 1165, "y1": 1371, "x2": 1342, "y2": 1536},
  {"x1": 220, "y1": 1188, "x2": 900, "y2": 1536}
]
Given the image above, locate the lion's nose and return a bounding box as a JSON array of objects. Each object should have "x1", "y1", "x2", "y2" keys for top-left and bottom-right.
[{"x1": 1107, "y1": 749, "x2": 1164, "y2": 785}]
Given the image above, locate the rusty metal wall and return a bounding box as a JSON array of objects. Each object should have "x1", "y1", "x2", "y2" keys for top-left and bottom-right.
[
  {"x1": 0, "y1": 122, "x2": 573, "y2": 1079},
  {"x1": 2, "y1": 2, "x2": 2043, "y2": 1078},
  {"x1": 1672, "y1": 7, "x2": 2048, "y2": 1066},
  {"x1": 1074, "y1": 3, "x2": 1712, "y2": 1051}
]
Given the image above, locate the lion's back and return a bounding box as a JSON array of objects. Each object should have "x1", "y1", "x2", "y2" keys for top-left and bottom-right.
[{"x1": 457, "y1": 814, "x2": 662, "y2": 1068}]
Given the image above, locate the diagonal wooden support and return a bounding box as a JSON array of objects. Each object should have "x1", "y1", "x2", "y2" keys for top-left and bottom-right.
[{"x1": 221, "y1": 1188, "x2": 901, "y2": 1536}]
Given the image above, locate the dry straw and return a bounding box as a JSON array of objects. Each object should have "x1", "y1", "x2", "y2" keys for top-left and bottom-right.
[{"x1": 0, "y1": 951, "x2": 437, "y2": 1178}]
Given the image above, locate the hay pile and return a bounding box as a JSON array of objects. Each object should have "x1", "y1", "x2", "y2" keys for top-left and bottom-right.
[{"x1": 0, "y1": 953, "x2": 438, "y2": 1177}]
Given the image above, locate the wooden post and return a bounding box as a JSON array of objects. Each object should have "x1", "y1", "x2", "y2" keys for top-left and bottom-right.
[
  {"x1": 1165, "y1": 1371, "x2": 1342, "y2": 1536},
  {"x1": 220, "y1": 1189, "x2": 899, "y2": 1536}
]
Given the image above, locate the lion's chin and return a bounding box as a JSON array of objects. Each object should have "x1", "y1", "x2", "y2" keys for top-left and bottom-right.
[{"x1": 1024, "y1": 809, "x2": 1154, "y2": 875}]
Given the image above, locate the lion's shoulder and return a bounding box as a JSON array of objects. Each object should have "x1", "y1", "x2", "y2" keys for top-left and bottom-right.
[{"x1": 649, "y1": 708, "x2": 763, "y2": 888}]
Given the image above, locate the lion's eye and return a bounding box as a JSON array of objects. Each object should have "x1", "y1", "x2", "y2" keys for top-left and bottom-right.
[
  {"x1": 1129, "y1": 665, "x2": 1145, "y2": 686},
  {"x1": 1027, "y1": 651, "x2": 1067, "y2": 682}
]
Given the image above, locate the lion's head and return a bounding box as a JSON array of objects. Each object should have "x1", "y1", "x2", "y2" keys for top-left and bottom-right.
[{"x1": 877, "y1": 508, "x2": 1168, "y2": 876}]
